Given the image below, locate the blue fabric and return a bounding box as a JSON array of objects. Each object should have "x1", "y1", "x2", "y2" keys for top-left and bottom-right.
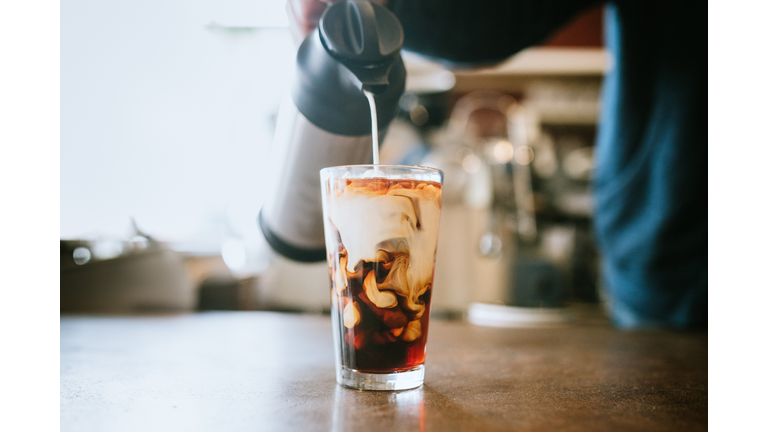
[
  {"x1": 593, "y1": 3, "x2": 707, "y2": 329},
  {"x1": 389, "y1": 0, "x2": 707, "y2": 330}
]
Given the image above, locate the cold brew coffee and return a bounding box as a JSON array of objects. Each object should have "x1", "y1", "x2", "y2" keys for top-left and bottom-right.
[{"x1": 321, "y1": 165, "x2": 443, "y2": 390}]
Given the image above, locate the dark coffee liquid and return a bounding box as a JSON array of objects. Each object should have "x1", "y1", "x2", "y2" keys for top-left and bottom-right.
[{"x1": 333, "y1": 255, "x2": 432, "y2": 372}]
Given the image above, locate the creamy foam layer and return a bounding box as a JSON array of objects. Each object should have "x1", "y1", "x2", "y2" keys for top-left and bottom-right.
[{"x1": 327, "y1": 179, "x2": 442, "y2": 292}]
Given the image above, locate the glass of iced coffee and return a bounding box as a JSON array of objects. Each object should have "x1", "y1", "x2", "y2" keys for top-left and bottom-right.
[{"x1": 320, "y1": 165, "x2": 443, "y2": 390}]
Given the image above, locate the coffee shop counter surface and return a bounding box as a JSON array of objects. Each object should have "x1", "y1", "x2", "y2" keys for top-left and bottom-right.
[{"x1": 60, "y1": 311, "x2": 706, "y2": 432}]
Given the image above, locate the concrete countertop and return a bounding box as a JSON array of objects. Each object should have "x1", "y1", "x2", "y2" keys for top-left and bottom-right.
[{"x1": 61, "y1": 312, "x2": 706, "y2": 431}]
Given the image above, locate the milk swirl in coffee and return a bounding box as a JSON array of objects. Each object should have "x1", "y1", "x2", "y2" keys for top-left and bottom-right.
[{"x1": 324, "y1": 176, "x2": 442, "y2": 372}]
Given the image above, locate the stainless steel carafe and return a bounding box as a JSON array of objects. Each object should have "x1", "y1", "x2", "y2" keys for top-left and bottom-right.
[{"x1": 259, "y1": 0, "x2": 405, "y2": 262}]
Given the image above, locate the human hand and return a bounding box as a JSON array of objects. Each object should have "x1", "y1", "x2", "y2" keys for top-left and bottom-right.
[{"x1": 285, "y1": 0, "x2": 336, "y2": 44}]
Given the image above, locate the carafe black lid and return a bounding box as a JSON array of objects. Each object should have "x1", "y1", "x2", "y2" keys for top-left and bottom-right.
[
  {"x1": 319, "y1": 0, "x2": 404, "y2": 66},
  {"x1": 291, "y1": 0, "x2": 406, "y2": 136}
]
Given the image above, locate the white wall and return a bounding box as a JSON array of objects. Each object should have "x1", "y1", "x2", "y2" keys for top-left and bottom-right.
[{"x1": 61, "y1": 0, "x2": 293, "y2": 245}]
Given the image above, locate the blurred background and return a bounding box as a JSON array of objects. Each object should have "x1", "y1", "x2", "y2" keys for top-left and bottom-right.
[{"x1": 61, "y1": 0, "x2": 608, "y2": 318}]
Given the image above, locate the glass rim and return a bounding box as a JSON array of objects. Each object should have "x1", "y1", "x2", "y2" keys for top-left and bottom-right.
[{"x1": 319, "y1": 164, "x2": 443, "y2": 175}]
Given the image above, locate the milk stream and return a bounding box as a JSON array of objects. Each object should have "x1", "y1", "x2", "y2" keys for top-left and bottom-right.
[{"x1": 363, "y1": 90, "x2": 380, "y2": 165}]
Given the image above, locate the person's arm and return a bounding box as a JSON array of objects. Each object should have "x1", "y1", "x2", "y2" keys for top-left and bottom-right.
[{"x1": 387, "y1": 0, "x2": 601, "y2": 66}]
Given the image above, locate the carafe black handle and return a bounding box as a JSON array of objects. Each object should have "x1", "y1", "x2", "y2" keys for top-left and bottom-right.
[{"x1": 343, "y1": 0, "x2": 380, "y2": 60}]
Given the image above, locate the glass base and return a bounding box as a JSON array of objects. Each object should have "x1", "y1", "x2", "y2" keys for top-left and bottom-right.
[{"x1": 338, "y1": 365, "x2": 425, "y2": 391}]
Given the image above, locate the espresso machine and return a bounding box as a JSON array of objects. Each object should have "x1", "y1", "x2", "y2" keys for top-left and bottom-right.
[{"x1": 259, "y1": 0, "x2": 406, "y2": 262}]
